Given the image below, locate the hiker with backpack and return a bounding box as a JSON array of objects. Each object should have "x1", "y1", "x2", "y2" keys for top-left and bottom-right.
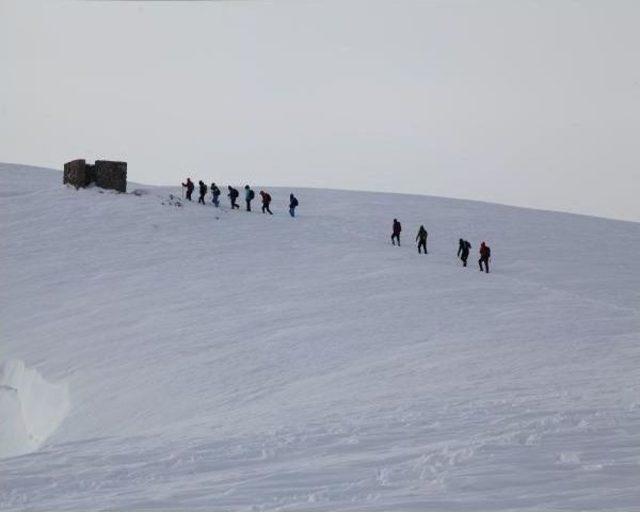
[
  {"x1": 289, "y1": 194, "x2": 299, "y2": 217},
  {"x1": 244, "y1": 185, "x2": 255, "y2": 212},
  {"x1": 198, "y1": 180, "x2": 207, "y2": 204},
  {"x1": 416, "y1": 225, "x2": 428, "y2": 254},
  {"x1": 479, "y1": 241, "x2": 491, "y2": 273},
  {"x1": 181, "y1": 178, "x2": 194, "y2": 201},
  {"x1": 210, "y1": 182, "x2": 221, "y2": 207},
  {"x1": 228, "y1": 186, "x2": 240, "y2": 209},
  {"x1": 457, "y1": 239, "x2": 472, "y2": 267},
  {"x1": 391, "y1": 219, "x2": 402, "y2": 246},
  {"x1": 260, "y1": 190, "x2": 273, "y2": 215}
]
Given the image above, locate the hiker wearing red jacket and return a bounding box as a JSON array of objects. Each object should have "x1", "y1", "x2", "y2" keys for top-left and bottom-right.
[
  {"x1": 479, "y1": 241, "x2": 491, "y2": 273},
  {"x1": 260, "y1": 190, "x2": 273, "y2": 215}
]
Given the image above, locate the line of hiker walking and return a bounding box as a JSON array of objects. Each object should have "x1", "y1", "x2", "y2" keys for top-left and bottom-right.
[
  {"x1": 182, "y1": 177, "x2": 490, "y2": 272},
  {"x1": 181, "y1": 177, "x2": 299, "y2": 217},
  {"x1": 391, "y1": 219, "x2": 492, "y2": 273}
]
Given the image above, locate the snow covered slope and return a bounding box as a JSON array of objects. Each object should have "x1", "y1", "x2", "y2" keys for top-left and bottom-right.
[{"x1": 1, "y1": 162, "x2": 639, "y2": 510}]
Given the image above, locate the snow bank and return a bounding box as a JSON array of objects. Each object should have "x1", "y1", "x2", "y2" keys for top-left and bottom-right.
[{"x1": 0, "y1": 360, "x2": 70, "y2": 459}]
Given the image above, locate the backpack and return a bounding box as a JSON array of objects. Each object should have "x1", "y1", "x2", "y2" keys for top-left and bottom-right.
[
  {"x1": 291, "y1": 197, "x2": 298, "y2": 207},
  {"x1": 249, "y1": 189, "x2": 255, "y2": 200},
  {"x1": 264, "y1": 193, "x2": 271, "y2": 202}
]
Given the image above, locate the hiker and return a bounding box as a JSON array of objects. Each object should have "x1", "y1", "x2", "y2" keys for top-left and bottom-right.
[
  {"x1": 479, "y1": 241, "x2": 491, "y2": 273},
  {"x1": 260, "y1": 190, "x2": 273, "y2": 215},
  {"x1": 391, "y1": 219, "x2": 402, "y2": 246},
  {"x1": 457, "y1": 238, "x2": 472, "y2": 267},
  {"x1": 289, "y1": 193, "x2": 299, "y2": 217},
  {"x1": 181, "y1": 178, "x2": 194, "y2": 201},
  {"x1": 198, "y1": 180, "x2": 207, "y2": 204},
  {"x1": 210, "y1": 182, "x2": 221, "y2": 207},
  {"x1": 244, "y1": 185, "x2": 255, "y2": 212},
  {"x1": 228, "y1": 186, "x2": 240, "y2": 209},
  {"x1": 416, "y1": 225, "x2": 428, "y2": 254}
]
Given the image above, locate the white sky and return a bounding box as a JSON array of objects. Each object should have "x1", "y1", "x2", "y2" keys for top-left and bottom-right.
[{"x1": 1, "y1": 0, "x2": 638, "y2": 221}]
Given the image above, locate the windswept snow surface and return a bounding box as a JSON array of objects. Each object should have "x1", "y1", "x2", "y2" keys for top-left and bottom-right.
[{"x1": 1, "y1": 162, "x2": 639, "y2": 510}]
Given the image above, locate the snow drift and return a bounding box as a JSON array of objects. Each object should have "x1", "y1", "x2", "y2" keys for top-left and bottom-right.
[
  {"x1": 0, "y1": 162, "x2": 638, "y2": 510},
  {"x1": 0, "y1": 360, "x2": 70, "y2": 459}
]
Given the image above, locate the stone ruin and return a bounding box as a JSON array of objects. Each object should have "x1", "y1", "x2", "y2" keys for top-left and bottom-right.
[{"x1": 63, "y1": 159, "x2": 127, "y2": 193}]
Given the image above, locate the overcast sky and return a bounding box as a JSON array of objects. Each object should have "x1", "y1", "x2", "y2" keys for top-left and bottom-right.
[{"x1": 1, "y1": 0, "x2": 638, "y2": 221}]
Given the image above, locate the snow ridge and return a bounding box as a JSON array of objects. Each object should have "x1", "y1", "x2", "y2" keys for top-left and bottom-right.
[{"x1": 0, "y1": 360, "x2": 70, "y2": 459}]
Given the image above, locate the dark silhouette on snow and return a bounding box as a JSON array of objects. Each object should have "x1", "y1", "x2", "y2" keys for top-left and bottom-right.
[
  {"x1": 416, "y1": 225, "x2": 428, "y2": 254},
  {"x1": 210, "y1": 183, "x2": 221, "y2": 207},
  {"x1": 479, "y1": 241, "x2": 491, "y2": 273},
  {"x1": 228, "y1": 186, "x2": 240, "y2": 209},
  {"x1": 458, "y1": 239, "x2": 472, "y2": 267},
  {"x1": 391, "y1": 219, "x2": 402, "y2": 246},
  {"x1": 260, "y1": 191, "x2": 273, "y2": 215},
  {"x1": 182, "y1": 178, "x2": 194, "y2": 201},
  {"x1": 289, "y1": 194, "x2": 299, "y2": 217},
  {"x1": 198, "y1": 181, "x2": 207, "y2": 204},
  {"x1": 244, "y1": 185, "x2": 255, "y2": 212}
]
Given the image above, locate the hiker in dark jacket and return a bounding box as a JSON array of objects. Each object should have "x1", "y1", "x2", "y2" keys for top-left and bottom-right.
[
  {"x1": 289, "y1": 194, "x2": 299, "y2": 217},
  {"x1": 457, "y1": 238, "x2": 472, "y2": 267},
  {"x1": 260, "y1": 191, "x2": 273, "y2": 215},
  {"x1": 244, "y1": 185, "x2": 255, "y2": 212},
  {"x1": 210, "y1": 183, "x2": 221, "y2": 207},
  {"x1": 391, "y1": 219, "x2": 402, "y2": 246},
  {"x1": 416, "y1": 225, "x2": 428, "y2": 254},
  {"x1": 182, "y1": 178, "x2": 194, "y2": 201},
  {"x1": 228, "y1": 186, "x2": 240, "y2": 209},
  {"x1": 198, "y1": 180, "x2": 207, "y2": 204},
  {"x1": 479, "y1": 241, "x2": 491, "y2": 273}
]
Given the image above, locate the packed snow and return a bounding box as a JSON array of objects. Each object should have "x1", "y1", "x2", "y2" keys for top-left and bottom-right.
[{"x1": 0, "y1": 162, "x2": 638, "y2": 510}]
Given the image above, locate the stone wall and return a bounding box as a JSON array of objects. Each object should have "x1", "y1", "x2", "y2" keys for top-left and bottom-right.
[
  {"x1": 95, "y1": 160, "x2": 127, "y2": 193},
  {"x1": 63, "y1": 159, "x2": 127, "y2": 193},
  {"x1": 63, "y1": 159, "x2": 89, "y2": 188}
]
